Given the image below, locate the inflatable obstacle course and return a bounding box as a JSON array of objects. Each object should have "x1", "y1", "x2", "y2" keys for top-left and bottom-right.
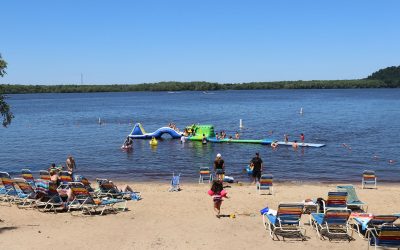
[{"x1": 127, "y1": 123, "x2": 325, "y2": 147}]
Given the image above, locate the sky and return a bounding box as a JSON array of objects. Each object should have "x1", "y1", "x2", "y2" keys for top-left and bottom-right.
[{"x1": 1, "y1": 0, "x2": 399, "y2": 85}]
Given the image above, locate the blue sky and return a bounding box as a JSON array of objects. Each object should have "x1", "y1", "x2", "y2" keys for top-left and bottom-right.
[{"x1": 1, "y1": 0, "x2": 399, "y2": 84}]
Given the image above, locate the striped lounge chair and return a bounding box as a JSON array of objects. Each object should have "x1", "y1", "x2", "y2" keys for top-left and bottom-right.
[
  {"x1": 21, "y1": 169, "x2": 36, "y2": 188},
  {"x1": 256, "y1": 174, "x2": 273, "y2": 195},
  {"x1": 362, "y1": 170, "x2": 377, "y2": 189},
  {"x1": 96, "y1": 178, "x2": 141, "y2": 199},
  {"x1": 354, "y1": 214, "x2": 399, "y2": 238},
  {"x1": 39, "y1": 170, "x2": 51, "y2": 181},
  {"x1": 68, "y1": 182, "x2": 127, "y2": 215},
  {"x1": 74, "y1": 175, "x2": 95, "y2": 193},
  {"x1": 58, "y1": 171, "x2": 73, "y2": 189},
  {"x1": 13, "y1": 178, "x2": 38, "y2": 208},
  {"x1": 337, "y1": 185, "x2": 368, "y2": 212},
  {"x1": 311, "y1": 208, "x2": 353, "y2": 241},
  {"x1": 263, "y1": 202, "x2": 306, "y2": 241},
  {"x1": 366, "y1": 224, "x2": 400, "y2": 249},
  {"x1": 0, "y1": 172, "x2": 21, "y2": 205},
  {"x1": 322, "y1": 191, "x2": 348, "y2": 213},
  {"x1": 199, "y1": 167, "x2": 212, "y2": 184}
]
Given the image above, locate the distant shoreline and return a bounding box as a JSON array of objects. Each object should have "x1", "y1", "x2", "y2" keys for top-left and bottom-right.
[{"x1": 1, "y1": 79, "x2": 399, "y2": 94}]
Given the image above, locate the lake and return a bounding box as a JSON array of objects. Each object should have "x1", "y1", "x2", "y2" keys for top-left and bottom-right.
[{"x1": 0, "y1": 89, "x2": 399, "y2": 183}]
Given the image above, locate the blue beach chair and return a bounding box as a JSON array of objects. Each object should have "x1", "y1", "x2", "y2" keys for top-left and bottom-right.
[
  {"x1": 13, "y1": 178, "x2": 38, "y2": 208},
  {"x1": 311, "y1": 208, "x2": 353, "y2": 241},
  {"x1": 263, "y1": 202, "x2": 306, "y2": 241},
  {"x1": 169, "y1": 173, "x2": 181, "y2": 192},
  {"x1": 366, "y1": 223, "x2": 400, "y2": 249}
]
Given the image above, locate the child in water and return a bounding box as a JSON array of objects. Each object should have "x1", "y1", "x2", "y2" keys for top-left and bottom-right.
[{"x1": 208, "y1": 180, "x2": 228, "y2": 218}]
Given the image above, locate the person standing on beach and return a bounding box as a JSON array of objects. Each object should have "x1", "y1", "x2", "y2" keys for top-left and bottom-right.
[
  {"x1": 250, "y1": 152, "x2": 263, "y2": 184},
  {"x1": 214, "y1": 153, "x2": 225, "y2": 181},
  {"x1": 66, "y1": 155, "x2": 76, "y2": 173}
]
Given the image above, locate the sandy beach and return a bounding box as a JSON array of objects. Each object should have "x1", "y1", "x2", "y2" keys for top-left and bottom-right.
[{"x1": 1, "y1": 181, "x2": 399, "y2": 250}]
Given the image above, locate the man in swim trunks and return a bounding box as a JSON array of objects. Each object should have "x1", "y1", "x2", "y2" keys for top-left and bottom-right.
[{"x1": 250, "y1": 152, "x2": 263, "y2": 184}]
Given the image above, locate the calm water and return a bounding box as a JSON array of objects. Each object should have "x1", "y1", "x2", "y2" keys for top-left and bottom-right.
[{"x1": 1, "y1": 89, "x2": 399, "y2": 183}]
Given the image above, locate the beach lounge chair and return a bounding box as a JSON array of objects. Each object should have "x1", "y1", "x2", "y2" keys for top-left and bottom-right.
[
  {"x1": 13, "y1": 178, "x2": 38, "y2": 208},
  {"x1": 353, "y1": 214, "x2": 399, "y2": 238},
  {"x1": 35, "y1": 180, "x2": 65, "y2": 213},
  {"x1": 362, "y1": 170, "x2": 377, "y2": 189},
  {"x1": 68, "y1": 182, "x2": 127, "y2": 215},
  {"x1": 21, "y1": 169, "x2": 36, "y2": 187},
  {"x1": 263, "y1": 202, "x2": 306, "y2": 241},
  {"x1": 58, "y1": 171, "x2": 73, "y2": 189},
  {"x1": 311, "y1": 208, "x2": 353, "y2": 241},
  {"x1": 0, "y1": 172, "x2": 21, "y2": 205},
  {"x1": 169, "y1": 173, "x2": 181, "y2": 192},
  {"x1": 366, "y1": 223, "x2": 400, "y2": 249},
  {"x1": 74, "y1": 175, "x2": 95, "y2": 193},
  {"x1": 39, "y1": 170, "x2": 51, "y2": 181},
  {"x1": 199, "y1": 167, "x2": 212, "y2": 184},
  {"x1": 321, "y1": 191, "x2": 348, "y2": 213},
  {"x1": 96, "y1": 179, "x2": 141, "y2": 200},
  {"x1": 256, "y1": 174, "x2": 273, "y2": 195},
  {"x1": 337, "y1": 184, "x2": 368, "y2": 212}
]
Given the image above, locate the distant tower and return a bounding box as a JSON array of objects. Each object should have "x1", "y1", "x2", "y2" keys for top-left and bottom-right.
[{"x1": 80, "y1": 73, "x2": 83, "y2": 85}]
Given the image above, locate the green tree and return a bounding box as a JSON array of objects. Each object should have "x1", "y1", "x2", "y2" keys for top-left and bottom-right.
[{"x1": 0, "y1": 54, "x2": 14, "y2": 127}]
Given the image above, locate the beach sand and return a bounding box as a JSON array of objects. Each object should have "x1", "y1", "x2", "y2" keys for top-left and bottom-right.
[{"x1": 1, "y1": 181, "x2": 399, "y2": 250}]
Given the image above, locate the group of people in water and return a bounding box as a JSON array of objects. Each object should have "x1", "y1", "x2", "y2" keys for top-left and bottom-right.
[{"x1": 215, "y1": 131, "x2": 240, "y2": 140}]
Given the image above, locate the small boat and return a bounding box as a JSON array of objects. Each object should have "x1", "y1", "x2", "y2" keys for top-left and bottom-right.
[{"x1": 149, "y1": 138, "x2": 158, "y2": 146}]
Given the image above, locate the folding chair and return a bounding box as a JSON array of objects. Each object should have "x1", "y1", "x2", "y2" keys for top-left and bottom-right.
[
  {"x1": 169, "y1": 173, "x2": 181, "y2": 192},
  {"x1": 362, "y1": 170, "x2": 377, "y2": 189},
  {"x1": 199, "y1": 167, "x2": 212, "y2": 184},
  {"x1": 256, "y1": 174, "x2": 273, "y2": 195},
  {"x1": 311, "y1": 208, "x2": 353, "y2": 241},
  {"x1": 263, "y1": 202, "x2": 306, "y2": 241}
]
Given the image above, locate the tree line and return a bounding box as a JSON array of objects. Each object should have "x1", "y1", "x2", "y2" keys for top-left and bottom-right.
[{"x1": 1, "y1": 79, "x2": 398, "y2": 94}]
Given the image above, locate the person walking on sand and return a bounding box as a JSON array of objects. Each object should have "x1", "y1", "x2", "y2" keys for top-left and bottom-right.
[
  {"x1": 214, "y1": 153, "x2": 225, "y2": 181},
  {"x1": 250, "y1": 152, "x2": 263, "y2": 184},
  {"x1": 66, "y1": 155, "x2": 76, "y2": 173},
  {"x1": 208, "y1": 180, "x2": 228, "y2": 218}
]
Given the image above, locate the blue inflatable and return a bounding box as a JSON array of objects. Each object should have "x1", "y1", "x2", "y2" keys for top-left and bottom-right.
[{"x1": 129, "y1": 123, "x2": 183, "y2": 139}]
